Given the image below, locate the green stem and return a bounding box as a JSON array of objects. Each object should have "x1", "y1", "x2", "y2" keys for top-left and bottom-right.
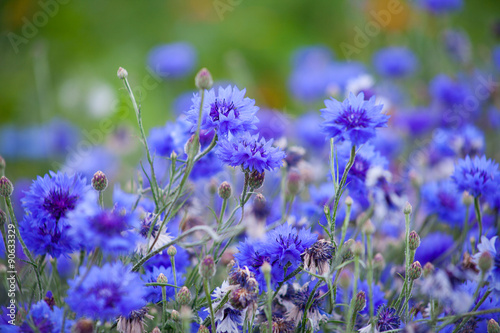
[
  {"x1": 204, "y1": 279, "x2": 216, "y2": 332},
  {"x1": 98, "y1": 191, "x2": 104, "y2": 208},
  {"x1": 170, "y1": 255, "x2": 178, "y2": 291},
  {"x1": 265, "y1": 270, "x2": 273, "y2": 333},
  {"x1": 367, "y1": 234, "x2": 374, "y2": 327},
  {"x1": 346, "y1": 255, "x2": 360, "y2": 333},
  {"x1": 218, "y1": 199, "x2": 228, "y2": 226},
  {"x1": 403, "y1": 208, "x2": 411, "y2": 321},
  {"x1": 161, "y1": 285, "x2": 167, "y2": 324},
  {"x1": 473, "y1": 196, "x2": 482, "y2": 241}
]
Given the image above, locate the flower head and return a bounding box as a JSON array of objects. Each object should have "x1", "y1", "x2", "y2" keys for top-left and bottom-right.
[
  {"x1": 372, "y1": 47, "x2": 418, "y2": 78},
  {"x1": 17, "y1": 300, "x2": 74, "y2": 333},
  {"x1": 66, "y1": 262, "x2": 146, "y2": 322},
  {"x1": 376, "y1": 305, "x2": 400, "y2": 332},
  {"x1": 216, "y1": 132, "x2": 286, "y2": 173},
  {"x1": 301, "y1": 239, "x2": 335, "y2": 275},
  {"x1": 147, "y1": 42, "x2": 197, "y2": 78},
  {"x1": 321, "y1": 92, "x2": 389, "y2": 146},
  {"x1": 186, "y1": 85, "x2": 259, "y2": 137},
  {"x1": 117, "y1": 307, "x2": 153, "y2": 333},
  {"x1": 20, "y1": 171, "x2": 91, "y2": 257},
  {"x1": 451, "y1": 155, "x2": 499, "y2": 197}
]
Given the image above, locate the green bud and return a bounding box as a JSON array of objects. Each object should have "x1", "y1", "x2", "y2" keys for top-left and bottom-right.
[
  {"x1": 423, "y1": 262, "x2": 434, "y2": 277},
  {"x1": 354, "y1": 291, "x2": 366, "y2": 312},
  {"x1": 345, "y1": 196, "x2": 353, "y2": 207},
  {"x1": 409, "y1": 230, "x2": 420, "y2": 251},
  {"x1": 462, "y1": 191, "x2": 473, "y2": 206},
  {"x1": 409, "y1": 261, "x2": 422, "y2": 280},
  {"x1": 184, "y1": 135, "x2": 200, "y2": 160},
  {"x1": 157, "y1": 273, "x2": 168, "y2": 284},
  {"x1": 167, "y1": 245, "x2": 177, "y2": 257},
  {"x1": 195, "y1": 68, "x2": 213, "y2": 90},
  {"x1": 352, "y1": 241, "x2": 365, "y2": 257},
  {"x1": 373, "y1": 253, "x2": 385, "y2": 271},
  {"x1": 362, "y1": 220, "x2": 375, "y2": 235},
  {"x1": 0, "y1": 209, "x2": 7, "y2": 228},
  {"x1": 488, "y1": 319, "x2": 500, "y2": 333},
  {"x1": 177, "y1": 286, "x2": 192, "y2": 305},
  {"x1": 286, "y1": 170, "x2": 302, "y2": 196},
  {"x1": 260, "y1": 262, "x2": 271, "y2": 276},
  {"x1": 403, "y1": 202, "x2": 412, "y2": 215},
  {"x1": 199, "y1": 255, "x2": 216, "y2": 279},
  {"x1": 117, "y1": 67, "x2": 128, "y2": 79},
  {"x1": 478, "y1": 251, "x2": 493, "y2": 273},
  {"x1": 0, "y1": 176, "x2": 13, "y2": 198},
  {"x1": 92, "y1": 171, "x2": 108, "y2": 192},
  {"x1": 248, "y1": 170, "x2": 265, "y2": 189},
  {"x1": 218, "y1": 181, "x2": 232, "y2": 200},
  {"x1": 171, "y1": 310, "x2": 180, "y2": 321},
  {"x1": 198, "y1": 325, "x2": 210, "y2": 333}
]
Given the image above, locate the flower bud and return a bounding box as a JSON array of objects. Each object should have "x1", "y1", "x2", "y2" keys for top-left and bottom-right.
[
  {"x1": 423, "y1": 262, "x2": 434, "y2": 277},
  {"x1": 345, "y1": 196, "x2": 353, "y2": 207},
  {"x1": 229, "y1": 286, "x2": 258, "y2": 310},
  {"x1": 199, "y1": 255, "x2": 216, "y2": 279},
  {"x1": 157, "y1": 273, "x2": 168, "y2": 284},
  {"x1": 0, "y1": 156, "x2": 5, "y2": 174},
  {"x1": 488, "y1": 319, "x2": 500, "y2": 333},
  {"x1": 171, "y1": 310, "x2": 180, "y2": 321},
  {"x1": 409, "y1": 170, "x2": 422, "y2": 188},
  {"x1": 92, "y1": 171, "x2": 108, "y2": 192},
  {"x1": 362, "y1": 219, "x2": 375, "y2": 235},
  {"x1": 167, "y1": 245, "x2": 177, "y2": 257},
  {"x1": 226, "y1": 260, "x2": 236, "y2": 275},
  {"x1": 286, "y1": 170, "x2": 302, "y2": 196},
  {"x1": 352, "y1": 241, "x2": 365, "y2": 257},
  {"x1": 195, "y1": 68, "x2": 213, "y2": 90},
  {"x1": 248, "y1": 170, "x2": 265, "y2": 189},
  {"x1": 75, "y1": 318, "x2": 94, "y2": 333},
  {"x1": 0, "y1": 209, "x2": 7, "y2": 228},
  {"x1": 184, "y1": 135, "x2": 200, "y2": 160},
  {"x1": 177, "y1": 286, "x2": 192, "y2": 305},
  {"x1": 260, "y1": 262, "x2": 271, "y2": 276},
  {"x1": 339, "y1": 270, "x2": 351, "y2": 290},
  {"x1": 409, "y1": 230, "x2": 420, "y2": 251},
  {"x1": 0, "y1": 177, "x2": 13, "y2": 197},
  {"x1": 462, "y1": 191, "x2": 473, "y2": 206},
  {"x1": 409, "y1": 261, "x2": 422, "y2": 280},
  {"x1": 354, "y1": 291, "x2": 366, "y2": 312},
  {"x1": 198, "y1": 325, "x2": 210, "y2": 333},
  {"x1": 218, "y1": 181, "x2": 232, "y2": 200},
  {"x1": 373, "y1": 253, "x2": 386, "y2": 271},
  {"x1": 117, "y1": 67, "x2": 128, "y2": 79},
  {"x1": 341, "y1": 239, "x2": 354, "y2": 261},
  {"x1": 478, "y1": 251, "x2": 493, "y2": 273},
  {"x1": 403, "y1": 202, "x2": 412, "y2": 215}
]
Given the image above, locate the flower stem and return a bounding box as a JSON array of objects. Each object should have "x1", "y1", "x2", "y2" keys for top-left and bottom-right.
[
  {"x1": 170, "y1": 255, "x2": 178, "y2": 291},
  {"x1": 367, "y1": 234, "x2": 374, "y2": 327},
  {"x1": 203, "y1": 279, "x2": 216, "y2": 332},
  {"x1": 473, "y1": 196, "x2": 483, "y2": 240},
  {"x1": 346, "y1": 255, "x2": 360, "y2": 333},
  {"x1": 265, "y1": 270, "x2": 273, "y2": 333}
]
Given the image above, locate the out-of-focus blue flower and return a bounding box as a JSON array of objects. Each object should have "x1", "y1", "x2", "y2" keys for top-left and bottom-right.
[
  {"x1": 417, "y1": 0, "x2": 463, "y2": 14},
  {"x1": 148, "y1": 119, "x2": 190, "y2": 157},
  {"x1": 395, "y1": 107, "x2": 438, "y2": 137},
  {"x1": 147, "y1": 42, "x2": 197, "y2": 78},
  {"x1": 493, "y1": 45, "x2": 500, "y2": 70},
  {"x1": 372, "y1": 47, "x2": 418, "y2": 78},
  {"x1": 414, "y1": 232, "x2": 454, "y2": 265},
  {"x1": 292, "y1": 45, "x2": 334, "y2": 69},
  {"x1": 294, "y1": 112, "x2": 326, "y2": 152},
  {"x1": 451, "y1": 155, "x2": 499, "y2": 197},
  {"x1": 67, "y1": 199, "x2": 140, "y2": 256},
  {"x1": 443, "y1": 29, "x2": 471, "y2": 64},
  {"x1": 255, "y1": 109, "x2": 292, "y2": 141},
  {"x1": 173, "y1": 91, "x2": 196, "y2": 116},
  {"x1": 216, "y1": 132, "x2": 286, "y2": 173},
  {"x1": 321, "y1": 92, "x2": 389, "y2": 146},
  {"x1": 142, "y1": 266, "x2": 184, "y2": 303},
  {"x1": 456, "y1": 280, "x2": 500, "y2": 323},
  {"x1": 473, "y1": 236, "x2": 500, "y2": 295},
  {"x1": 421, "y1": 180, "x2": 466, "y2": 227},
  {"x1": 185, "y1": 86, "x2": 259, "y2": 137},
  {"x1": 189, "y1": 151, "x2": 222, "y2": 180},
  {"x1": 14, "y1": 300, "x2": 73, "y2": 333},
  {"x1": 327, "y1": 61, "x2": 367, "y2": 93},
  {"x1": 66, "y1": 262, "x2": 146, "y2": 322},
  {"x1": 20, "y1": 171, "x2": 91, "y2": 257},
  {"x1": 488, "y1": 106, "x2": 500, "y2": 130},
  {"x1": 61, "y1": 146, "x2": 120, "y2": 182}
]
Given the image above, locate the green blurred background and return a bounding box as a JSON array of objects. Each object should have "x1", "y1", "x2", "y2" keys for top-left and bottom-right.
[{"x1": 1, "y1": 0, "x2": 499, "y2": 180}]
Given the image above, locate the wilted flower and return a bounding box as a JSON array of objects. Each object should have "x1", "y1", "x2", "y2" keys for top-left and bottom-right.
[{"x1": 301, "y1": 239, "x2": 335, "y2": 275}]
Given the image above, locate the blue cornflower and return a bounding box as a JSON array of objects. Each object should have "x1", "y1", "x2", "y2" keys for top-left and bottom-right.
[
  {"x1": 451, "y1": 155, "x2": 499, "y2": 197},
  {"x1": 429, "y1": 74, "x2": 469, "y2": 109},
  {"x1": 414, "y1": 232, "x2": 454, "y2": 264},
  {"x1": 372, "y1": 47, "x2": 418, "y2": 78},
  {"x1": 20, "y1": 171, "x2": 91, "y2": 257},
  {"x1": 265, "y1": 224, "x2": 317, "y2": 275},
  {"x1": 473, "y1": 236, "x2": 500, "y2": 295},
  {"x1": 320, "y1": 92, "x2": 389, "y2": 146},
  {"x1": 216, "y1": 132, "x2": 286, "y2": 173},
  {"x1": 283, "y1": 282, "x2": 328, "y2": 330},
  {"x1": 443, "y1": 29, "x2": 471, "y2": 64},
  {"x1": 142, "y1": 266, "x2": 185, "y2": 303},
  {"x1": 294, "y1": 112, "x2": 326, "y2": 152},
  {"x1": 147, "y1": 42, "x2": 197, "y2": 78},
  {"x1": 185, "y1": 85, "x2": 259, "y2": 137},
  {"x1": 148, "y1": 119, "x2": 190, "y2": 157},
  {"x1": 15, "y1": 300, "x2": 73, "y2": 333},
  {"x1": 234, "y1": 239, "x2": 275, "y2": 290},
  {"x1": 421, "y1": 180, "x2": 467, "y2": 227},
  {"x1": 376, "y1": 305, "x2": 401, "y2": 332},
  {"x1": 66, "y1": 262, "x2": 146, "y2": 322},
  {"x1": 417, "y1": 0, "x2": 463, "y2": 14},
  {"x1": 67, "y1": 199, "x2": 140, "y2": 256}
]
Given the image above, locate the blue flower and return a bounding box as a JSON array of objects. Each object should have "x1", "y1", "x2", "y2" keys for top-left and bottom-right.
[
  {"x1": 142, "y1": 266, "x2": 185, "y2": 303},
  {"x1": 451, "y1": 155, "x2": 499, "y2": 197},
  {"x1": 234, "y1": 239, "x2": 275, "y2": 289},
  {"x1": 147, "y1": 42, "x2": 197, "y2": 78},
  {"x1": 414, "y1": 232, "x2": 454, "y2": 264},
  {"x1": 148, "y1": 119, "x2": 190, "y2": 157},
  {"x1": 443, "y1": 29, "x2": 471, "y2": 64},
  {"x1": 320, "y1": 92, "x2": 389, "y2": 146},
  {"x1": 15, "y1": 300, "x2": 73, "y2": 333},
  {"x1": 66, "y1": 262, "x2": 146, "y2": 322},
  {"x1": 429, "y1": 74, "x2": 470, "y2": 109},
  {"x1": 421, "y1": 180, "x2": 467, "y2": 227},
  {"x1": 255, "y1": 109, "x2": 292, "y2": 141},
  {"x1": 416, "y1": 0, "x2": 463, "y2": 14},
  {"x1": 294, "y1": 112, "x2": 326, "y2": 152},
  {"x1": 376, "y1": 305, "x2": 401, "y2": 332},
  {"x1": 216, "y1": 132, "x2": 286, "y2": 173},
  {"x1": 372, "y1": 47, "x2": 418, "y2": 78},
  {"x1": 67, "y1": 199, "x2": 140, "y2": 256},
  {"x1": 185, "y1": 85, "x2": 259, "y2": 137},
  {"x1": 20, "y1": 171, "x2": 91, "y2": 257},
  {"x1": 473, "y1": 236, "x2": 500, "y2": 295}
]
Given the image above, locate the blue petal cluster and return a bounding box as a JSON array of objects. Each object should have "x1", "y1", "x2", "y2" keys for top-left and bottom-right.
[
  {"x1": 185, "y1": 85, "x2": 259, "y2": 137},
  {"x1": 66, "y1": 262, "x2": 146, "y2": 322},
  {"x1": 451, "y1": 155, "x2": 499, "y2": 197},
  {"x1": 216, "y1": 132, "x2": 286, "y2": 173},
  {"x1": 147, "y1": 42, "x2": 197, "y2": 78},
  {"x1": 321, "y1": 92, "x2": 389, "y2": 146},
  {"x1": 20, "y1": 171, "x2": 91, "y2": 257},
  {"x1": 421, "y1": 180, "x2": 466, "y2": 227},
  {"x1": 372, "y1": 47, "x2": 418, "y2": 78},
  {"x1": 417, "y1": 0, "x2": 463, "y2": 14},
  {"x1": 148, "y1": 119, "x2": 191, "y2": 157}
]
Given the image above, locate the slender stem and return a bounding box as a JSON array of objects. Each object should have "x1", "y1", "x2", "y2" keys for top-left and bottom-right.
[
  {"x1": 367, "y1": 234, "x2": 374, "y2": 327},
  {"x1": 338, "y1": 203, "x2": 352, "y2": 257},
  {"x1": 202, "y1": 291, "x2": 230, "y2": 327},
  {"x1": 218, "y1": 199, "x2": 228, "y2": 226},
  {"x1": 5, "y1": 197, "x2": 43, "y2": 300},
  {"x1": 346, "y1": 255, "x2": 360, "y2": 333},
  {"x1": 161, "y1": 285, "x2": 167, "y2": 324},
  {"x1": 473, "y1": 196, "x2": 482, "y2": 240},
  {"x1": 403, "y1": 209, "x2": 411, "y2": 321},
  {"x1": 98, "y1": 191, "x2": 104, "y2": 208},
  {"x1": 204, "y1": 279, "x2": 216, "y2": 332},
  {"x1": 265, "y1": 271, "x2": 273, "y2": 333}
]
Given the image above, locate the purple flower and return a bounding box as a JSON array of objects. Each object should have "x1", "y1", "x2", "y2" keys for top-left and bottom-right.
[
  {"x1": 147, "y1": 42, "x2": 197, "y2": 78},
  {"x1": 372, "y1": 47, "x2": 418, "y2": 78},
  {"x1": 185, "y1": 85, "x2": 259, "y2": 137},
  {"x1": 376, "y1": 305, "x2": 401, "y2": 332},
  {"x1": 148, "y1": 119, "x2": 190, "y2": 157},
  {"x1": 443, "y1": 29, "x2": 471, "y2": 63},
  {"x1": 451, "y1": 155, "x2": 499, "y2": 197},
  {"x1": 20, "y1": 171, "x2": 91, "y2": 257},
  {"x1": 66, "y1": 262, "x2": 146, "y2": 322},
  {"x1": 417, "y1": 0, "x2": 463, "y2": 14},
  {"x1": 320, "y1": 92, "x2": 389, "y2": 146},
  {"x1": 216, "y1": 132, "x2": 286, "y2": 173},
  {"x1": 16, "y1": 300, "x2": 73, "y2": 333},
  {"x1": 414, "y1": 232, "x2": 454, "y2": 264},
  {"x1": 421, "y1": 180, "x2": 467, "y2": 227}
]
